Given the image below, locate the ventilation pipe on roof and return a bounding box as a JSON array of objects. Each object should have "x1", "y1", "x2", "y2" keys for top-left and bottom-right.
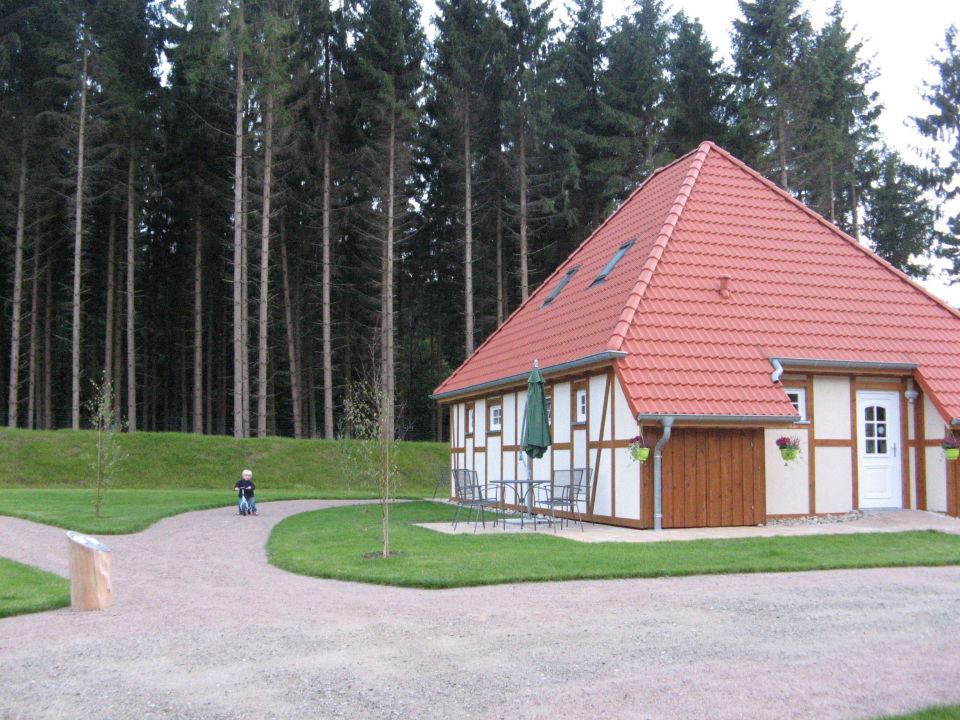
[
  {"x1": 770, "y1": 358, "x2": 784, "y2": 384},
  {"x1": 653, "y1": 416, "x2": 675, "y2": 532},
  {"x1": 718, "y1": 274, "x2": 732, "y2": 299}
]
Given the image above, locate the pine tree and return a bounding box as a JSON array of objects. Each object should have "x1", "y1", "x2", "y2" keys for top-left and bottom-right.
[
  {"x1": 863, "y1": 150, "x2": 936, "y2": 278},
  {"x1": 662, "y1": 11, "x2": 731, "y2": 157},
  {"x1": 915, "y1": 25, "x2": 960, "y2": 278},
  {"x1": 731, "y1": 0, "x2": 813, "y2": 189},
  {"x1": 602, "y1": 0, "x2": 669, "y2": 186}
]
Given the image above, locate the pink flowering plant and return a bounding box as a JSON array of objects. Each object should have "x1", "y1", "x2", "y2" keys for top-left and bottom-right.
[
  {"x1": 775, "y1": 436, "x2": 800, "y2": 451},
  {"x1": 941, "y1": 435, "x2": 959, "y2": 450}
]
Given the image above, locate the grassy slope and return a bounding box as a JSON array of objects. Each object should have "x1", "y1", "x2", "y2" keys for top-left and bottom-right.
[
  {"x1": 0, "y1": 558, "x2": 70, "y2": 618},
  {"x1": 0, "y1": 428, "x2": 446, "y2": 491},
  {"x1": 267, "y1": 501, "x2": 960, "y2": 588},
  {"x1": 0, "y1": 429, "x2": 445, "y2": 532}
]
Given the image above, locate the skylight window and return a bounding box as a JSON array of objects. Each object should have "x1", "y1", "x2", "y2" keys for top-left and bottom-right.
[
  {"x1": 540, "y1": 265, "x2": 580, "y2": 308},
  {"x1": 590, "y1": 238, "x2": 635, "y2": 287}
]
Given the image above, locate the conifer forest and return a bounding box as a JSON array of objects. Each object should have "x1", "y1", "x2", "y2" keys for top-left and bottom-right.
[{"x1": 1, "y1": 0, "x2": 959, "y2": 440}]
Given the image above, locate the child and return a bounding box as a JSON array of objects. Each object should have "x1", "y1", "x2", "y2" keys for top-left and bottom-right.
[{"x1": 234, "y1": 469, "x2": 257, "y2": 515}]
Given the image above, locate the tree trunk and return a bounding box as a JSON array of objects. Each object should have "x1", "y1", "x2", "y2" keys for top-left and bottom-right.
[
  {"x1": 256, "y1": 92, "x2": 273, "y2": 437},
  {"x1": 827, "y1": 158, "x2": 836, "y2": 224},
  {"x1": 193, "y1": 216, "x2": 203, "y2": 434},
  {"x1": 71, "y1": 45, "x2": 89, "y2": 430},
  {"x1": 495, "y1": 201, "x2": 504, "y2": 325},
  {"x1": 104, "y1": 209, "x2": 116, "y2": 395},
  {"x1": 464, "y1": 97, "x2": 474, "y2": 357},
  {"x1": 43, "y1": 261, "x2": 52, "y2": 429},
  {"x1": 777, "y1": 105, "x2": 788, "y2": 190},
  {"x1": 851, "y1": 177, "x2": 860, "y2": 239},
  {"x1": 126, "y1": 148, "x2": 137, "y2": 431},
  {"x1": 241, "y1": 148, "x2": 250, "y2": 437},
  {"x1": 322, "y1": 132, "x2": 334, "y2": 439},
  {"x1": 381, "y1": 110, "x2": 397, "y2": 441},
  {"x1": 27, "y1": 231, "x2": 40, "y2": 430},
  {"x1": 280, "y1": 219, "x2": 303, "y2": 438},
  {"x1": 7, "y1": 137, "x2": 27, "y2": 427},
  {"x1": 519, "y1": 133, "x2": 529, "y2": 302},
  {"x1": 232, "y1": 48, "x2": 245, "y2": 438}
]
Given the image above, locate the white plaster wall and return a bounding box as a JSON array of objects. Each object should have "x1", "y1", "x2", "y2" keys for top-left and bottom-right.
[
  {"x1": 812, "y1": 376, "x2": 851, "y2": 439},
  {"x1": 815, "y1": 447, "x2": 853, "y2": 513},
  {"x1": 592, "y1": 449, "x2": 612, "y2": 516},
  {"x1": 924, "y1": 395, "x2": 947, "y2": 440},
  {"x1": 588, "y1": 375, "x2": 608, "y2": 441},
  {"x1": 613, "y1": 379, "x2": 636, "y2": 440},
  {"x1": 572, "y1": 426, "x2": 588, "y2": 469},
  {"x1": 486, "y1": 436, "x2": 502, "y2": 482},
  {"x1": 503, "y1": 391, "x2": 518, "y2": 448},
  {"x1": 453, "y1": 402, "x2": 464, "y2": 447},
  {"x1": 614, "y1": 450, "x2": 641, "y2": 520},
  {"x1": 553, "y1": 382, "x2": 571, "y2": 443},
  {"x1": 925, "y1": 446, "x2": 948, "y2": 512},
  {"x1": 764, "y1": 428, "x2": 809, "y2": 515},
  {"x1": 474, "y1": 399, "x2": 486, "y2": 446}
]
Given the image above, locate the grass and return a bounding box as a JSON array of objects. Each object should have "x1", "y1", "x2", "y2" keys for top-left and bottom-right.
[
  {"x1": 0, "y1": 428, "x2": 446, "y2": 491},
  {"x1": 873, "y1": 708, "x2": 960, "y2": 720},
  {"x1": 0, "y1": 488, "x2": 364, "y2": 534},
  {"x1": 0, "y1": 558, "x2": 70, "y2": 618},
  {"x1": 266, "y1": 501, "x2": 960, "y2": 588}
]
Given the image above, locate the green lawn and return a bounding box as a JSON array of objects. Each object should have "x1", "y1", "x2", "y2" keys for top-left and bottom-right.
[
  {"x1": 0, "y1": 558, "x2": 70, "y2": 618},
  {"x1": 0, "y1": 488, "x2": 388, "y2": 534},
  {"x1": 266, "y1": 501, "x2": 960, "y2": 588},
  {"x1": 0, "y1": 428, "x2": 445, "y2": 491},
  {"x1": 873, "y1": 708, "x2": 960, "y2": 720}
]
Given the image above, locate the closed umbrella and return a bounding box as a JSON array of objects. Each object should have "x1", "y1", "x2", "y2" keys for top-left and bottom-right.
[{"x1": 521, "y1": 362, "x2": 552, "y2": 517}]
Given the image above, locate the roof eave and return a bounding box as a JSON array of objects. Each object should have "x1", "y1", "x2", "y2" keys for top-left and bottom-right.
[
  {"x1": 429, "y1": 351, "x2": 628, "y2": 402},
  {"x1": 636, "y1": 413, "x2": 800, "y2": 424}
]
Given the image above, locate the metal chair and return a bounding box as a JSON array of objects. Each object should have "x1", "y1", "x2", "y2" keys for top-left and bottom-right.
[
  {"x1": 536, "y1": 469, "x2": 586, "y2": 531},
  {"x1": 432, "y1": 465, "x2": 452, "y2": 499},
  {"x1": 451, "y1": 469, "x2": 501, "y2": 531}
]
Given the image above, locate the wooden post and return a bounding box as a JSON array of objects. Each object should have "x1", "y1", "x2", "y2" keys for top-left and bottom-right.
[{"x1": 66, "y1": 531, "x2": 112, "y2": 610}]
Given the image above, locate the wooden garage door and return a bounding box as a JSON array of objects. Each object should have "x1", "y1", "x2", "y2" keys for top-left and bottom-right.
[{"x1": 661, "y1": 428, "x2": 765, "y2": 528}]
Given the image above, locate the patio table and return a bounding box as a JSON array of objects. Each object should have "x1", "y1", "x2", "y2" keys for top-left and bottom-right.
[{"x1": 490, "y1": 478, "x2": 550, "y2": 524}]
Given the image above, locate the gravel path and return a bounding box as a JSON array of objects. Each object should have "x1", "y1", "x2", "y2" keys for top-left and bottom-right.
[{"x1": 2, "y1": 500, "x2": 959, "y2": 720}]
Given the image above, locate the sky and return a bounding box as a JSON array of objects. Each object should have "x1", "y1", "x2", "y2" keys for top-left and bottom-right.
[{"x1": 421, "y1": 0, "x2": 960, "y2": 304}]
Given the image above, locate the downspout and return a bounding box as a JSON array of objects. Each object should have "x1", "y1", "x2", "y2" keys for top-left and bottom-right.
[
  {"x1": 653, "y1": 416, "x2": 675, "y2": 531},
  {"x1": 770, "y1": 358, "x2": 784, "y2": 384}
]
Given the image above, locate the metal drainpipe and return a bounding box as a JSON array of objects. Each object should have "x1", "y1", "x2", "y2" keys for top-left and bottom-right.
[
  {"x1": 769, "y1": 358, "x2": 784, "y2": 384},
  {"x1": 653, "y1": 416, "x2": 675, "y2": 532}
]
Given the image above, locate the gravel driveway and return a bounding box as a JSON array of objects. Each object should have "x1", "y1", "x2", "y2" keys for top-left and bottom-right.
[{"x1": 1, "y1": 500, "x2": 959, "y2": 720}]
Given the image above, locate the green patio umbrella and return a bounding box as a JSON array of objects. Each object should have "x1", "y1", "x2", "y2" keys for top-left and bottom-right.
[{"x1": 523, "y1": 361, "x2": 552, "y2": 462}]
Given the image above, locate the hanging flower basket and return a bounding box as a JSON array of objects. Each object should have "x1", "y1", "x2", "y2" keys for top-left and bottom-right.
[
  {"x1": 943, "y1": 436, "x2": 959, "y2": 460},
  {"x1": 775, "y1": 436, "x2": 800, "y2": 462},
  {"x1": 628, "y1": 435, "x2": 650, "y2": 462}
]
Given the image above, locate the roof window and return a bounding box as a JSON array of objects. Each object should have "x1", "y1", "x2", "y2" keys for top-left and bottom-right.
[
  {"x1": 590, "y1": 238, "x2": 635, "y2": 287},
  {"x1": 540, "y1": 265, "x2": 580, "y2": 308}
]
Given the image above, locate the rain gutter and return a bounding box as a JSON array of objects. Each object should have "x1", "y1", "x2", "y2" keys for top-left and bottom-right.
[
  {"x1": 768, "y1": 357, "x2": 917, "y2": 373},
  {"x1": 636, "y1": 413, "x2": 799, "y2": 423},
  {"x1": 429, "y1": 351, "x2": 628, "y2": 401},
  {"x1": 652, "y1": 416, "x2": 674, "y2": 532}
]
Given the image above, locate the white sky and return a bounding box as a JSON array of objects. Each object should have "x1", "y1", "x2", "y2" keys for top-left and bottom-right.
[{"x1": 422, "y1": 0, "x2": 960, "y2": 305}]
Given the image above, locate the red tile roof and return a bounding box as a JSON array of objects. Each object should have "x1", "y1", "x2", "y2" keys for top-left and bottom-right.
[{"x1": 433, "y1": 142, "x2": 960, "y2": 425}]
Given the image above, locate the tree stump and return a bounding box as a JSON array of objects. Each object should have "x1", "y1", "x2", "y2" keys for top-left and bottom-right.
[{"x1": 66, "y1": 531, "x2": 113, "y2": 610}]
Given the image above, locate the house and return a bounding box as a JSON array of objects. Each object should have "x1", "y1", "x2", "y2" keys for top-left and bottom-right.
[{"x1": 430, "y1": 141, "x2": 960, "y2": 529}]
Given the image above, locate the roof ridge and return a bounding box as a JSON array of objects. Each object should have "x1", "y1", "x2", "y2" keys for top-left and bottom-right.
[
  {"x1": 707, "y1": 143, "x2": 960, "y2": 324},
  {"x1": 606, "y1": 141, "x2": 713, "y2": 352},
  {"x1": 432, "y1": 144, "x2": 709, "y2": 395}
]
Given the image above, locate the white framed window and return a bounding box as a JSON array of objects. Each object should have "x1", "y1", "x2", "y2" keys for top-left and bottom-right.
[
  {"x1": 545, "y1": 396, "x2": 552, "y2": 424},
  {"x1": 575, "y1": 388, "x2": 587, "y2": 423},
  {"x1": 785, "y1": 387, "x2": 807, "y2": 422},
  {"x1": 489, "y1": 404, "x2": 502, "y2": 432},
  {"x1": 466, "y1": 404, "x2": 474, "y2": 435}
]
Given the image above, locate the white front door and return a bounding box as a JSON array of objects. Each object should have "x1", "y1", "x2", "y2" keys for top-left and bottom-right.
[{"x1": 856, "y1": 391, "x2": 902, "y2": 508}]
